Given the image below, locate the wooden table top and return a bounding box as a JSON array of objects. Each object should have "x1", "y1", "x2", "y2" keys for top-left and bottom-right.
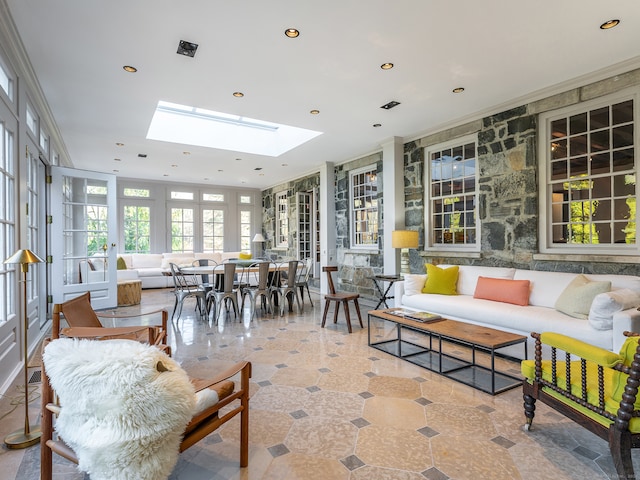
[{"x1": 369, "y1": 309, "x2": 526, "y2": 349}]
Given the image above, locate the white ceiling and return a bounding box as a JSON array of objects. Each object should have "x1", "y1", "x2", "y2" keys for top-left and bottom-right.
[{"x1": 5, "y1": 0, "x2": 640, "y2": 190}]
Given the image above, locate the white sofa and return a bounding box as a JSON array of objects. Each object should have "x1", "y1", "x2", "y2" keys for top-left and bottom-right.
[
  {"x1": 394, "y1": 265, "x2": 640, "y2": 357},
  {"x1": 117, "y1": 252, "x2": 243, "y2": 289}
]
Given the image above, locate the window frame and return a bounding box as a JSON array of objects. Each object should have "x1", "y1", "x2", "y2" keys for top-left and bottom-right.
[
  {"x1": 275, "y1": 191, "x2": 289, "y2": 248},
  {"x1": 424, "y1": 134, "x2": 479, "y2": 252},
  {"x1": 349, "y1": 164, "x2": 379, "y2": 249},
  {"x1": 538, "y1": 89, "x2": 639, "y2": 255}
]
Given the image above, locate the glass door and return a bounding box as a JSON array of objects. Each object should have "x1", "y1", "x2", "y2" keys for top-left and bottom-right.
[{"x1": 50, "y1": 167, "x2": 118, "y2": 309}]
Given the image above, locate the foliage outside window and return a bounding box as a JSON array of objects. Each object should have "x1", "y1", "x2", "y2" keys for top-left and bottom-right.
[
  {"x1": 86, "y1": 204, "x2": 108, "y2": 255},
  {"x1": 545, "y1": 96, "x2": 636, "y2": 250},
  {"x1": 202, "y1": 208, "x2": 224, "y2": 252},
  {"x1": 350, "y1": 165, "x2": 378, "y2": 248},
  {"x1": 123, "y1": 205, "x2": 150, "y2": 253},
  {"x1": 427, "y1": 139, "x2": 477, "y2": 248},
  {"x1": 171, "y1": 207, "x2": 194, "y2": 252},
  {"x1": 276, "y1": 191, "x2": 288, "y2": 247},
  {"x1": 124, "y1": 188, "x2": 150, "y2": 197}
]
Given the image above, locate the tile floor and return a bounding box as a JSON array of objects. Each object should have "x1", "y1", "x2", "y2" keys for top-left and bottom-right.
[{"x1": 2, "y1": 287, "x2": 639, "y2": 479}]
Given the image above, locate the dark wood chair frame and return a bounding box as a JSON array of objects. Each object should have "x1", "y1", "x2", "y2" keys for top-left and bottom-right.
[
  {"x1": 523, "y1": 331, "x2": 640, "y2": 480},
  {"x1": 321, "y1": 266, "x2": 363, "y2": 333}
]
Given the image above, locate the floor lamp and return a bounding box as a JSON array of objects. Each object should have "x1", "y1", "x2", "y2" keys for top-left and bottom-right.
[
  {"x1": 391, "y1": 230, "x2": 419, "y2": 276},
  {"x1": 4, "y1": 248, "x2": 44, "y2": 449},
  {"x1": 252, "y1": 233, "x2": 266, "y2": 259}
]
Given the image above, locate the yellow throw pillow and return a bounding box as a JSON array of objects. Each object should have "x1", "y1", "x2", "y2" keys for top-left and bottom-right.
[
  {"x1": 238, "y1": 252, "x2": 252, "y2": 260},
  {"x1": 422, "y1": 264, "x2": 459, "y2": 295}
]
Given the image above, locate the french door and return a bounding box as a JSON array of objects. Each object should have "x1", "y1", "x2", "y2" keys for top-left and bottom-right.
[{"x1": 50, "y1": 167, "x2": 118, "y2": 309}]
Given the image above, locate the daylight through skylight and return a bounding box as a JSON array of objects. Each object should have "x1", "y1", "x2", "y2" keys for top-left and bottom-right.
[{"x1": 147, "y1": 101, "x2": 322, "y2": 156}]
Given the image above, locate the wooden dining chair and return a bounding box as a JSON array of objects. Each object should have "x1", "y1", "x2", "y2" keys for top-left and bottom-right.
[{"x1": 321, "y1": 266, "x2": 363, "y2": 333}]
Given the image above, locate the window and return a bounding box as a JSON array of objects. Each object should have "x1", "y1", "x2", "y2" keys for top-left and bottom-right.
[
  {"x1": 276, "y1": 191, "x2": 288, "y2": 247},
  {"x1": 425, "y1": 137, "x2": 478, "y2": 249},
  {"x1": 239, "y1": 194, "x2": 252, "y2": 204},
  {"x1": 39, "y1": 126, "x2": 49, "y2": 154},
  {"x1": 240, "y1": 210, "x2": 251, "y2": 251},
  {"x1": 171, "y1": 207, "x2": 194, "y2": 252},
  {"x1": 203, "y1": 193, "x2": 224, "y2": 202},
  {"x1": 0, "y1": 59, "x2": 13, "y2": 101},
  {"x1": 202, "y1": 208, "x2": 224, "y2": 252},
  {"x1": 171, "y1": 191, "x2": 194, "y2": 200},
  {"x1": 541, "y1": 93, "x2": 636, "y2": 253},
  {"x1": 123, "y1": 205, "x2": 150, "y2": 253},
  {"x1": 0, "y1": 119, "x2": 16, "y2": 324},
  {"x1": 124, "y1": 188, "x2": 150, "y2": 197},
  {"x1": 25, "y1": 103, "x2": 37, "y2": 136},
  {"x1": 350, "y1": 165, "x2": 378, "y2": 248}
]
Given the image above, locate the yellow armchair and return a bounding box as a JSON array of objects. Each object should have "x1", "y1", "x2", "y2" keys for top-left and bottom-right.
[{"x1": 522, "y1": 331, "x2": 640, "y2": 480}]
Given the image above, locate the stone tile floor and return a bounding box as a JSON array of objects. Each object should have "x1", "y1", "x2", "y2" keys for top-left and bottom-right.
[{"x1": 1, "y1": 287, "x2": 639, "y2": 479}]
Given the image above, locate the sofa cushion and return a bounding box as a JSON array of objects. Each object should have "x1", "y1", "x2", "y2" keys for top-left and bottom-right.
[
  {"x1": 554, "y1": 274, "x2": 611, "y2": 320},
  {"x1": 513, "y1": 270, "x2": 577, "y2": 308},
  {"x1": 456, "y1": 266, "x2": 516, "y2": 296},
  {"x1": 131, "y1": 254, "x2": 163, "y2": 269},
  {"x1": 423, "y1": 264, "x2": 458, "y2": 295},
  {"x1": 194, "y1": 252, "x2": 222, "y2": 264},
  {"x1": 473, "y1": 276, "x2": 530, "y2": 306},
  {"x1": 589, "y1": 289, "x2": 640, "y2": 330},
  {"x1": 404, "y1": 274, "x2": 427, "y2": 296},
  {"x1": 161, "y1": 254, "x2": 196, "y2": 269}
]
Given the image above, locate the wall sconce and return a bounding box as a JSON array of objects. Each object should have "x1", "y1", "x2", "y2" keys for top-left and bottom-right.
[{"x1": 392, "y1": 230, "x2": 419, "y2": 276}]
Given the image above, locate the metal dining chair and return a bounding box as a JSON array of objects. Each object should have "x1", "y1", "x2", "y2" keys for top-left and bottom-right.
[
  {"x1": 191, "y1": 258, "x2": 218, "y2": 295},
  {"x1": 169, "y1": 263, "x2": 208, "y2": 321},
  {"x1": 272, "y1": 260, "x2": 302, "y2": 316},
  {"x1": 295, "y1": 257, "x2": 314, "y2": 307},
  {"x1": 207, "y1": 261, "x2": 240, "y2": 323},
  {"x1": 240, "y1": 261, "x2": 274, "y2": 320}
]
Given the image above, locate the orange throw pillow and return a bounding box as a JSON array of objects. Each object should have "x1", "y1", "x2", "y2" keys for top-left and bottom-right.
[{"x1": 473, "y1": 276, "x2": 531, "y2": 306}]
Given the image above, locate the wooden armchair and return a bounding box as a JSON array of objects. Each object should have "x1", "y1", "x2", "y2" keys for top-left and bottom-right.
[
  {"x1": 521, "y1": 331, "x2": 640, "y2": 480},
  {"x1": 40, "y1": 336, "x2": 251, "y2": 480},
  {"x1": 52, "y1": 291, "x2": 170, "y2": 354}
]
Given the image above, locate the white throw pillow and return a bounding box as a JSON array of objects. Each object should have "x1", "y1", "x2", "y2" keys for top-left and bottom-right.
[
  {"x1": 554, "y1": 274, "x2": 611, "y2": 319},
  {"x1": 589, "y1": 289, "x2": 640, "y2": 330},
  {"x1": 404, "y1": 274, "x2": 427, "y2": 296}
]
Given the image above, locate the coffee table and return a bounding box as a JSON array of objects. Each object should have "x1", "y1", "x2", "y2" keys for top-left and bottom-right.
[{"x1": 368, "y1": 309, "x2": 527, "y2": 394}]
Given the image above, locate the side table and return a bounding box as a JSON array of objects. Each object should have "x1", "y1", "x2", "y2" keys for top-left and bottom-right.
[
  {"x1": 117, "y1": 279, "x2": 142, "y2": 306},
  {"x1": 369, "y1": 274, "x2": 402, "y2": 309}
]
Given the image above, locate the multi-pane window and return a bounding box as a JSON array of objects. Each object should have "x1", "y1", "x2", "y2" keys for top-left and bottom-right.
[
  {"x1": 427, "y1": 139, "x2": 477, "y2": 248},
  {"x1": 203, "y1": 193, "x2": 224, "y2": 202},
  {"x1": 350, "y1": 165, "x2": 378, "y2": 248},
  {"x1": 0, "y1": 60, "x2": 12, "y2": 101},
  {"x1": 276, "y1": 191, "x2": 288, "y2": 247},
  {"x1": 123, "y1": 205, "x2": 150, "y2": 253},
  {"x1": 124, "y1": 188, "x2": 150, "y2": 198},
  {"x1": 202, "y1": 208, "x2": 224, "y2": 252},
  {"x1": 544, "y1": 95, "x2": 636, "y2": 250},
  {"x1": 0, "y1": 120, "x2": 16, "y2": 324},
  {"x1": 240, "y1": 210, "x2": 251, "y2": 251},
  {"x1": 171, "y1": 207, "x2": 194, "y2": 252},
  {"x1": 171, "y1": 191, "x2": 194, "y2": 200},
  {"x1": 25, "y1": 103, "x2": 37, "y2": 136}
]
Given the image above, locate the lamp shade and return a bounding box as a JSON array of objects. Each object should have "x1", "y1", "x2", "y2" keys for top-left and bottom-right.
[
  {"x1": 252, "y1": 233, "x2": 266, "y2": 243},
  {"x1": 4, "y1": 249, "x2": 44, "y2": 265},
  {"x1": 391, "y1": 230, "x2": 418, "y2": 249}
]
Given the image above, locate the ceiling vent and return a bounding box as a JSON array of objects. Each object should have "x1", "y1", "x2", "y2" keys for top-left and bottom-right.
[
  {"x1": 137, "y1": 153, "x2": 147, "y2": 158},
  {"x1": 380, "y1": 101, "x2": 400, "y2": 110},
  {"x1": 177, "y1": 40, "x2": 199, "y2": 57}
]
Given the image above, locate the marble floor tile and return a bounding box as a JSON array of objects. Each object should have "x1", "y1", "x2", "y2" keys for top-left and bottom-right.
[{"x1": 5, "y1": 287, "x2": 640, "y2": 479}]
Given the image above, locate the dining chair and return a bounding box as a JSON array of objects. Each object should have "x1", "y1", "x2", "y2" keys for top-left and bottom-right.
[
  {"x1": 295, "y1": 257, "x2": 314, "y2": 307},
  {"x1": 241, "y1": 261, "x2": 274, "y2": 320},
  {"x1": 321, "y1": 265, "x2": 363, "y2": 333},
  {"x1": 207, "y1": 261, "x2": 240, "y2": 323},
  {"x1": 273, "y1": 260, "x2": 302, "y2": 316},
  {"x1": 170, "y1": 263, "x2": 208, "y2": 321},
  {"x1": 191, "y1": 258, "x2": 218, "y2": 294}
]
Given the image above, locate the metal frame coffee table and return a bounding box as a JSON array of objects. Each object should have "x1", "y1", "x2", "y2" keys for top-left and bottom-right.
[{"x1": 368, "y1": 309, "x2": 527, "y2": 395}]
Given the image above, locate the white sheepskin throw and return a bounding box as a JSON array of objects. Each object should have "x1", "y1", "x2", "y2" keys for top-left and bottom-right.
[{"x1": 43, "y1": 338, "x2": 196, "y2": 480}]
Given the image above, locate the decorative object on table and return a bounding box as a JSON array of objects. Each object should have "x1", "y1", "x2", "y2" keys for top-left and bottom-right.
[
  {"x1": 3, "y1": 248, "x2": 44, "y2": 449},
  {"x1": 391, "y1": 230, "x2": 419, "y2": 276},
  {"x1": 252, "y1": 233, "x2": 266, "y2": 258}
]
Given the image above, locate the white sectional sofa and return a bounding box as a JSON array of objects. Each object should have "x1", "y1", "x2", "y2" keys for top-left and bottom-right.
[
  {"x1": 117, "y1": 252, "x2": 243, "y2": 289},
  {"x1": 394, "y1": 265, "x2": 640, "y2": 356}
]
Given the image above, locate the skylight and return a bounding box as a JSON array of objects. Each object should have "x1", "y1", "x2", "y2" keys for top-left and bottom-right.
[{"x1": 147, "y1": 101, "x2": 322, "y2": 156}]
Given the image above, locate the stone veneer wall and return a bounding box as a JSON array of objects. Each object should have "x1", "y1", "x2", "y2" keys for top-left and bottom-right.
[{"x1": 404, "y1": 68, "x2": 640, "y2": 276}]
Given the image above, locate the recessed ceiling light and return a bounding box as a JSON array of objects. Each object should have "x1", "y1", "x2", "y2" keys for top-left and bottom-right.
[
  {"x1": 171, "y1": 164, "x2": 178, "y2": 167},
  {"x1": 116, "y1": 142, "x2": 124, "y2": 146},
  {"x1": 163, "y1": 174, "x2": 169, "y2": 176},
  {"x1": 281, "y1": 163, "x2": 288, "y2": 167},
  {"x1": 114, "y1": 158, "x2": 121, "y2": 161},
  {"x1": 452, "y1": 87, "x2": 465, "y2": 93},
  {"x1": 177, "y1": 40, "x2": 199, "y2": 57},
  {"x1": 233, "y1": 92, "x2": 244, "y2": 97},
  {"x1": 204, "y1": 177, "x2": 209, "y2": 181},
  {"x1": 380, "y1": 101, "x2": 400, "y2": 110},
  {"x1": 236, "y1": 158, "x2": 242, "y2": 161},
  {"x1": 600, "y1": 19, "x2": 620, "y2": 30},
  {"x1": 138, "y1": 153, "x2": 147, "y2": 158},
  {"x1": 122, "y1": 66, "x2": 137, "y2": 73},
  {"x1": 113, "y1": 169, "x2": 119, "y2": 173},
  {"x1": 310, "y1": 109, "x2": 320, "y2": 115},
  {"x1": 373, "y1": 123, "x2": 382, "y2": 128},
  {"x1": 183, "y1": 151, "x2": 190, "y2": 155},
  {"x1": 218, "y1": 169, "x2": 224, "y2": 172},
  {"x1": 380, "y1": 63, "x2": 394, "y2": 70},
  {"x1": 254, "y1": 167, "x2": 263, "y2": 171},
  {"x1": 284, "y1": 28, "x2": 300, "y2": 38}
]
